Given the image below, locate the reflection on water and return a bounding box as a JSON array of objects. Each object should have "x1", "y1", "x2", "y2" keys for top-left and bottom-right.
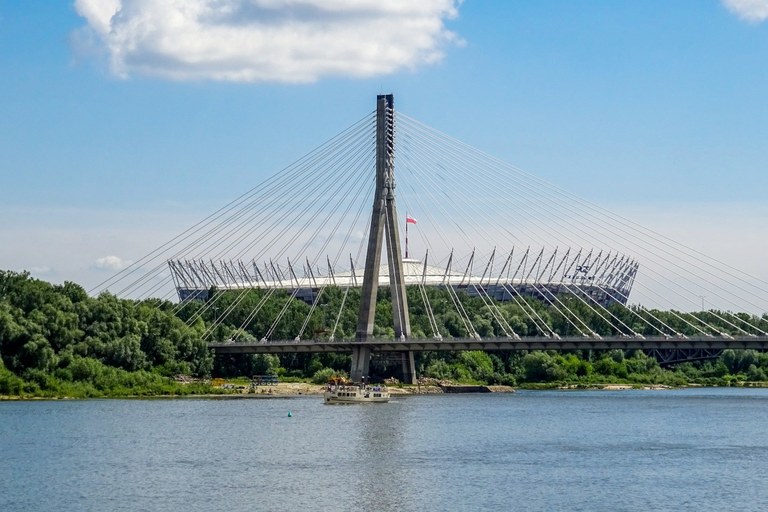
[
  {"x1": 351, "y1": 403, "x2": 410, "y2": 511},
  {"x1": 2, "y1": 389, "x2": 768, "y2": 511}
]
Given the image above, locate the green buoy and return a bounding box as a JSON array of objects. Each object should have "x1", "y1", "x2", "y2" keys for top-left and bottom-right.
[{"x1": 287, "y1": 411, "x2": 292, "y2": 417}]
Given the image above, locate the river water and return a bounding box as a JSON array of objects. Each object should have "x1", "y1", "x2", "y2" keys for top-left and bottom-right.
[{"x1": 2, "y1": 388, "x2": 768, "y2": 511}]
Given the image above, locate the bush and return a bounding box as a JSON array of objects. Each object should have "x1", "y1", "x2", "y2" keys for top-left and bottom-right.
[
  {"x1": 423, "y1": 359, "x2": 453, "y2": 380},
  {"x1": 522, "y1": 352, "x2": 566, "y2": 382},
  {"x1": 0, "y1": 365, "x2": 25, "y2": 395},
  {"x1": 747, "y1": 364, "x2": 767, "y2": 382},
  {"x1": 458, "y1": 351, "x2": 495, "y2": 382},
  {"x1": 311, "y1": 367, "x2": 347, "y2": 384}
]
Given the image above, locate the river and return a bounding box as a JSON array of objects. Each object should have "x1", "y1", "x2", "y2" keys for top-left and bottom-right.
[{"x1": 2, "y1": 388, "x2": 768, "y2": 511}]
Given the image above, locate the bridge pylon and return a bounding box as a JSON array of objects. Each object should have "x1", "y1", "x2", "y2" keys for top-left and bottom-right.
[{"x1": 352, "y1": 94, "x2": 416, "y2": 384}]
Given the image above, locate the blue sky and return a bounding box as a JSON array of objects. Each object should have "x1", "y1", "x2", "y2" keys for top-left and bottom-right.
[{"x1": 1, "y1": 0, "x2": 767, "y2": 292}]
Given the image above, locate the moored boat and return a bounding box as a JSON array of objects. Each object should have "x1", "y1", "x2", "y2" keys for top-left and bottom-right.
[{"x1": 323, "y1": 381, "x2": 390, "y2": 404}]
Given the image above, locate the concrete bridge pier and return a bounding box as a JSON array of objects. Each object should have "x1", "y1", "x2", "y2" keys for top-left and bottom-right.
[
  {"x1": 399, "y1": 351, "x2": 416, "y2": 384},
  {"x1": 350, "y1": 346, "x2": 371, "y2": 383},
  {"x1": 351, "y1": 347, "x2": 415, "y2": 384}
]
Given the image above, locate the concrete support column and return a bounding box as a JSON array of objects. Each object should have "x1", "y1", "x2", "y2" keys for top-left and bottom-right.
[
  {"x1": 355, "y1": 95, "x2": 389, "y2": 343},
  {"x1": 350, "y1": 346, "x2": 371, "y2": 383},
  {"x1": 352, "y1": 93, "x2": 415, "y2": 383},
  {"x1": 399, "y1": 351, "x2": 416, "y2": 384}
]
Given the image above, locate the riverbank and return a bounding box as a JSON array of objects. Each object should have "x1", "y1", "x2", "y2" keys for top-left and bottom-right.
[
  {"x1": 203, "y1": 382, "x2": 517, "y2": 397},
  {"x1": 0, "y1": 382, "x2": 518, "y2": 400},
  {"x1": 5, "y1": 381, "x2": 768, "y2": 400}
]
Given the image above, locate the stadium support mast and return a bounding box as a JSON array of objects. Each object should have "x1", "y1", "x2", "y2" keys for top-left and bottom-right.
[{"x1": 352, "y1": 94, "x2": 416, "y2": 384}]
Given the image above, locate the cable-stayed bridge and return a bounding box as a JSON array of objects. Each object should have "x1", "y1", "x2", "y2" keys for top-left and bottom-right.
[{"x1": 94, "y1": 94, "x2": 768, "y2": 382}]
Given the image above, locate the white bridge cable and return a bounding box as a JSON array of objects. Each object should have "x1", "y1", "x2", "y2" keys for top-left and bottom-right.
[
  {"x1": 397, "y1": 128, "x2": 723, "y2": 336},
  {"x1": 189, "y1": 135, "x2": 375, "y2": 330},
  {"x1": 396, "y1": 114, "x2": 696, "y2": 282},
  {"x1": 418, "y1": 285, "x2": 442, "y2": 338},
  {"x1": 314, "y1": 179, "x2": 376, "y2": 323},
  {"x1": 255, "y1": 153, "x2": 375, "y2": 340},
  {"x1": 400, "y1": 119, "x2": 626, "y2": 274},
  {"x1": 471, "y1": 249, "x2": 521, "y2": 338},
  {"x1": 492, "y1": 248, "x2": 557, "y2": 337},
  {"x1": 397, "y1": 143, "x2": 522, "y2": 255},
  {"x1": 395, "y1": 127, "x2": 506, "y2": 257},
  {"x1": 521, "y1": 248, "x2": 596, "y2": 337},
  {"x1": 401, "y1": 125, "x2": 600, "y2": 264},
  {"x1": 177, "y1": 120, "x2": 374, "y2": 287},
  {"x1": 298, "y1": 182, "x2": 375, "y2": 342},
  {"x1": 266, "y1": 162, "x2": 376, "y2": 341},
  {"x1": 200, "y1": 142, "x2": 376, "y2": 339},
  {"x1": 436, "y1": 251, "x2": 480, "y2": 339},
  {"x1": 530, "y1": 248, "x2": 628, "y2": 337},
  {"x1": 416, "y1": 138, "x2": 760, "y2": 336},
  {"x1": 107, "y1": 112, "x2": 376, "y2": 300},
  {"x1": 397, "y1": 122, "x2": 557, "y2": 253},
  {"x1": 583, "y1": 264, "x2": 747, "y2": 338},
  {"x1": 547, "y1": 249, "x2": 643, "y2": 337},
  {"x1": 471, "y1": 281, "x2": 519, "y2": 338},
  {"x1": 193, "y1": 144, "x2": 375, "y2": 335},
  {"x1": 162, "y1": 125, "x2": 376, "y2": 315},
  {"x1": 296, "y1": 178, "x2": 375, "y2": 340},
  {"x1": 195, "y1": 124, "x2": 376, "y2": 266},
  {"x1": 416, "y1": 251, "x2": 442, "y2": 339},
  {"x1": 398, "y1": 157, "x2": 615, "y2": 338},
  {"x1": 565, "y1": 269, "x2": 685, "y2": 337},
  {"x1": 330, "y1": 230, "x2": 372, "y2": 341},
  {"x1": 397, "y1": 113, "x2": 768, "y2": 319},
  {"x1": 495, "y1": 249, "x2": 557, "y2": 337},
  {"x1": 395, "y1": 113, "x2": 767, "y2": 334},
  {"x1": 397, "y1": 142, "x2": 516, "y2": 312},
  {"x1": 222, "y1": 137, "x2": 373, "y2": 282},
  {"x1": 202, "y1": 162, "x2": 373, "y2": 341},
  {"x1": 295, "y1": 179, "x2": 375, "y2": 341},
  {"x1": 400, "y1": 146, "x2": 514, "y2": 337},
  {"x1": 400, "y1": 114, "x2": 757, "y2": 296},
  {"x1": 400, "y1": 155, "x2": 681, "y2": 338},
  {"x1": 397, "y1": 130, "x2": 626, "y2": 337},
  {"x1": 507, "y1": 248, "x2": 586, "y2": 337},
  {"x1": 102, "y1": 113, "x2": 375, "y2": 299},
  {"x1": 392, "y1": 127, "x2": 487, "y2": 338},
  {"x1": 175, "y1": 121, "x2": 372, "y2": 279},
  {"x1": 500, "y1": 282, "x2": 556, "y2": 337}
]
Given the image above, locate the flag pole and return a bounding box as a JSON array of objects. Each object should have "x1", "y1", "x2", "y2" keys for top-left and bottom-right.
[{"x1": 405, "y1": 212, "x2": 409, "y2": 259}]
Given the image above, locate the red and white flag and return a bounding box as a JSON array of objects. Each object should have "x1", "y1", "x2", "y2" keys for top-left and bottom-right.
[{"x1": 406, "y1": 215, "x2": 417, "y2": 225}]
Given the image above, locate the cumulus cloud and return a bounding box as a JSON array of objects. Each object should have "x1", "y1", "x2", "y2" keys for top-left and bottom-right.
[
  {"x1": 73, "y1": 0, "x2": 462, "y2": 82},
  {"x1": 94, "y1": 255, "x2": 133, "y2": 271},
  {"x1": 722, "y1": 0, "x2": 768, "y2": 22}
]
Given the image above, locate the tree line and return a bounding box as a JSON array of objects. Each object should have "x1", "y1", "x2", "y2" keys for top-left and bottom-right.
[
  {"x1": 2, "y1": 270, "x2": 768, "y2": 397},
  {"x1": 0, "y1": 271, "x2": 213, "y2": 397}
]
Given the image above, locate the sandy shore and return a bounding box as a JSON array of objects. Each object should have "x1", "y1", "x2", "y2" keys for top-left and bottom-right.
[
  {"x1": 0, "y1": 384, "x2": 509, "y2": 400},
  {"x1": 556, "y1": 384, "x2": 674, "y2": 391},
  {"x1": 221, "y1": 383, "x2": 517, "y2": 396},
  {"x1": 237, "y1": 383, "x2": 442, "y2": 396}
]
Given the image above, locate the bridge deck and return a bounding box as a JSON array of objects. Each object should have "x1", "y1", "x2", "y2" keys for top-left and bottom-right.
[{"x1": 208, "y1": 335, "x2": 768, "y2": 354}]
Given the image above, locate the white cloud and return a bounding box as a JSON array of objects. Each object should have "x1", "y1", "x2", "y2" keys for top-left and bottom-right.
[
  {"x1": 94, "y1": 255, "x2": 133, "y2": 271},
  {"x1": 73, "y1": 0, "x2": 462, "y2": 83},
  {"x1": 722, "y1": 0, "x2": 768, "y2": 22},
  {"x1": 30, "y1": 266, "x2": 53, "y2": 275}
]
